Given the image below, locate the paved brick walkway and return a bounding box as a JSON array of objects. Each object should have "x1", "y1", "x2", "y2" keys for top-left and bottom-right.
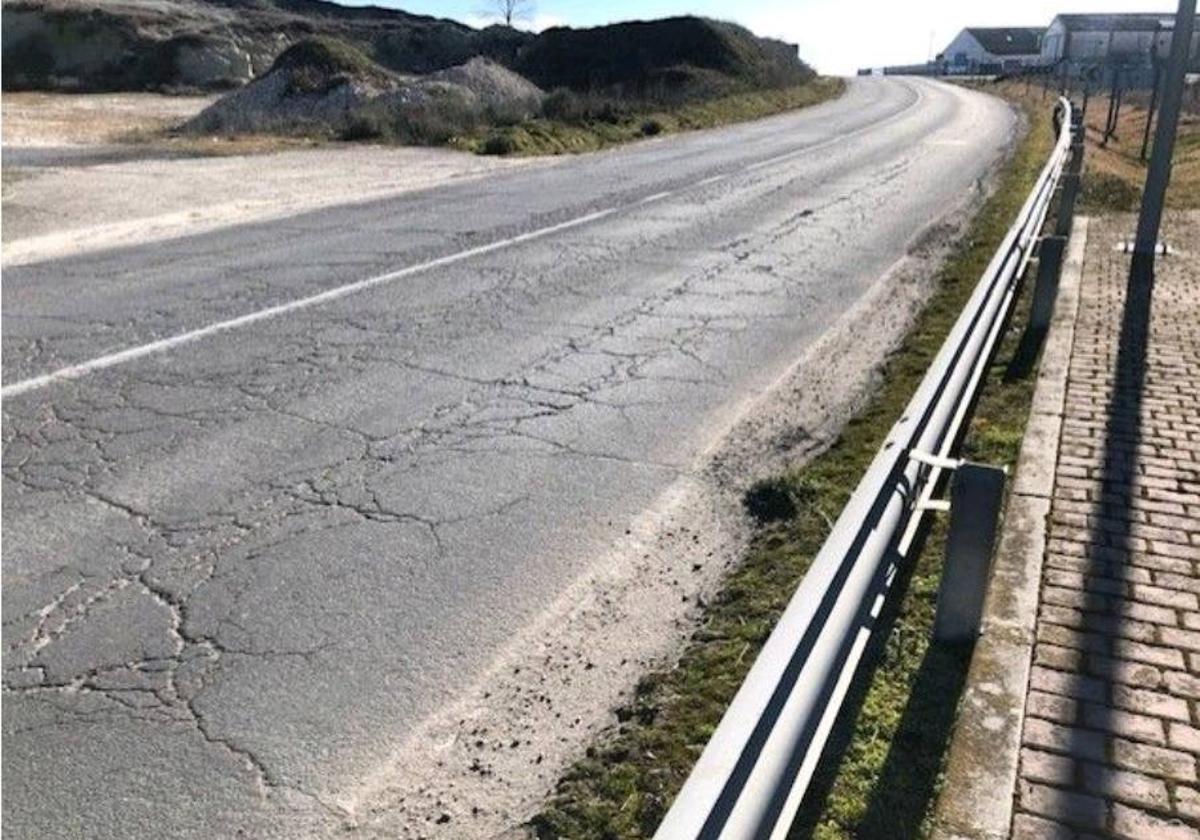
[{"x1": 1012, "y1": 212, "x2": 1200, "y2": 839}]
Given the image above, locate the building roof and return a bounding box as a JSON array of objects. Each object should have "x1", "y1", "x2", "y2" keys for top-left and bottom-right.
[
  {"x1": 1052, "y1": 13, "x2": 1197, "y2": 33},
  {"x1": 965, "y1": 27, "x2": 1043, "y2": 55}
]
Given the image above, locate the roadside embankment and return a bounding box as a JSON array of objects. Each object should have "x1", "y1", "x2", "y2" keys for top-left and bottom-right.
[{"x1": 529, "y1": 80, "x2": 1056, "y2": 840}]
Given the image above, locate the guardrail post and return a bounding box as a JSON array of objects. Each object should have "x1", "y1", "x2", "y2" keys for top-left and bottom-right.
[
  {"x1": 1030, "y1": 236, "x2": 1067, "y2": 332},
  {"x1": 1054, "y1": 173, "x2": 1081, "y2": 237},
  {"x1": 1054, "y1": 119, "x2": 1085, "y2": 237},
  {"x1": 934, "y1": 463, "x2": 1007, "y2": 644}
]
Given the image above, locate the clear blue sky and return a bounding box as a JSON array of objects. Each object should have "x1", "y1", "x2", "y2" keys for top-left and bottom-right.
[{"x1": 340, "y1": 0, "x2": 1180, "y2": 75}]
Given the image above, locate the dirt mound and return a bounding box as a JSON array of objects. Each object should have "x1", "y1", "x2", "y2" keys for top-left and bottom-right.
[
  {"x1": 185, "y1": 37, "x2": 402, "y2": 134},
  {"x1": 428, "y1": 57, "x2": 542, "y2": 115},
  {"x1": 516, "y1": 17, "x2": 812, "y2": 100},
  {"x1": 185, "y1": 40, "x2": 543, "y2": 139}
]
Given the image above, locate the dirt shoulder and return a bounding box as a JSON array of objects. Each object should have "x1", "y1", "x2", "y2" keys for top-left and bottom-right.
[
  {"x1": 2, "y1": 91, "x2": 219, "y2": 146},
  {"x1": 1, "y1": 94, "x2": 542, "y2": 267}
]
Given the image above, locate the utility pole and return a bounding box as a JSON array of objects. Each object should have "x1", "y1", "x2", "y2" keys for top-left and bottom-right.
[{"x1": 1131, "y1": 0, "x2": 1196, "y2": 279}]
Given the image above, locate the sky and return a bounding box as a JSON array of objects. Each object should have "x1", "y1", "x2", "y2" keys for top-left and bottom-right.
[{"x1": 339, "y1": 0, "x2": 1183, "y2": 75}]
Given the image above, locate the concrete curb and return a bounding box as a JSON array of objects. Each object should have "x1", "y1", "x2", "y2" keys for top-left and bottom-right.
[{"x1": 930, "y1": 216, "x2": 1089, "y2": 840}]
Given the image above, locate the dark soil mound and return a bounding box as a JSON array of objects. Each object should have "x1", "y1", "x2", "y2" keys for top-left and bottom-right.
[
  {"x1": 515, "y1": 17, "x2": 813, "y2": 99},
  {"x1": 270, "y1": 36, "x2": 395, "y2": 92}
]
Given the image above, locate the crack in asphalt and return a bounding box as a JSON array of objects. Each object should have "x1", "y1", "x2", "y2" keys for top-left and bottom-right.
[{"x1": 0, "y1": 78, "x2": 1017, "y2": 839}]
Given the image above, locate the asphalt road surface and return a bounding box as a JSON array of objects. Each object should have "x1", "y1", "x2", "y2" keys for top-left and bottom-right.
[{"x1": 2, "y1": 78, "x2": 1015, "y2": 838}]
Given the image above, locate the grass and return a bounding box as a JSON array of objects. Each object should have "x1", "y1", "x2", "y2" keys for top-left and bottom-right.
[
  {"x1": 453, "y1": 79, "x2": 845, "y2": 156},
  {"x1": 529, "y1": 82, "x2": 1057, "y2": 840},
  {"x1": 111, "y1": 77, "x2": 842, "y2": 159}
]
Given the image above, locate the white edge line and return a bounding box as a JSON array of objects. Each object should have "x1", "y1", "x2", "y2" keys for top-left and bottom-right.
[
  {"x1": 640, "y1": 190, "x2": 674, "y2": 204},
  {"x1": 3, "y1": 79, "x2": 926, "y2": 399},
  {"x1": 1, "y1": 208, "x2": 616, "y2": 398}
]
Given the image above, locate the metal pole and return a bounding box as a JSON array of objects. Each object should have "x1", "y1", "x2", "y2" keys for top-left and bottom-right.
[
  {"x1": 1141, "y1": 62, "x2": 1162, "y2": 161},
  {"x1": 1102, "y1": 67, "x2": 1118, "y2": 146},
  {"x1": 1110, "y1": 72, "x2": 1124, "y2": 139},
  {"x1": 1132, "y1": 0, "x2": 1196, "y2": 275}
]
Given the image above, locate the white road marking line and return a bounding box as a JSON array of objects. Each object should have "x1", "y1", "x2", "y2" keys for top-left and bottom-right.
[
  {"x1": 2, "y1": 209, "x2": 616, "y2": 398},
  {"x1": 640, "y1": 190, "x2": 674, "y2": 204},
  {"x1": 3, "y1": 81, "x2": 927, "y2": 399}
]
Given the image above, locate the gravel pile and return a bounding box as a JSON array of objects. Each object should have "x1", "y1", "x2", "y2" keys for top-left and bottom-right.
[
  {"x1": 427, "y1": 57, "x2": 543, "y2": 116},
  {"x1": 184, "y1": 70, "x2": 391, "y2": 134},
  {"x1": 185, "y1": 41, "x2": 543, "y2": 137}
]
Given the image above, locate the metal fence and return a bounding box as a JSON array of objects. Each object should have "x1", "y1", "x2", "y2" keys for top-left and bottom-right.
[{"x1": 654, "y1": 97, "x2": 1078, "y2": 840}]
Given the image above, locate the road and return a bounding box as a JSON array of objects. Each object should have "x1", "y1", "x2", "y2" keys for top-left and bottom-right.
[{"x1": 1, "y1": 78, "x2": 1015, "y2": 838}]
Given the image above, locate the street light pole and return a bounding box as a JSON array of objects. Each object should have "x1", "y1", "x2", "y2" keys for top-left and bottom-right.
[{"x1": 1131, "y1": 0, "x2": 1196, "y2": 279}]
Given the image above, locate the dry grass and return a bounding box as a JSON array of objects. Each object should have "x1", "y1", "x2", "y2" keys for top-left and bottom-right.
[
  {"x1": 1079, "y1": 87, "x2": 1200, "y2": 210},
  {"x1": 126, "y1": 131, "x2": 327, "y2": 156},
  {"x1": 1, "y1": 80, "x2": 843, "y2": 160},
  {"x1": 1, "y1": 92, "x2": 328, "y2": 157},
  {"x1": 982, "y1": 79, "x2": 1200, "y2": 212},
  {"x1": 455, "y1": 79, "x2": 846, "y2": 156}
]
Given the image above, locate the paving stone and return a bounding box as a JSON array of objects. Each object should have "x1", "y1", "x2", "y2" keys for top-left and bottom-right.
[
  {"x1": 1175, "y1": 785, "x2": 1200, "y2": 821},
  {"x1": 1022, "y1": 747, "x2": 1076, "y2": 786},
  {"x1": 1081, "y1": 703, "x2": 1166, "y2": 745},
  {"x1": 1111, "y1": 738, "x2": 1197, "y2": 782},
  {"x1": 1169, "y1": 721, "x2": 1200, "y2": 753},
  {"x1": 1019, "y1": 780, "x2": 1108, "y2": 830},
  {"x1": 1011, "y1": 813, "x2": 1078, "y2": 840},
  {"x1": 1111, "y1": 802, "x2": 1200, "y2": 840},
  {"x1": 1079, "y1": 761, "x2": 1170, "y2": 810}
]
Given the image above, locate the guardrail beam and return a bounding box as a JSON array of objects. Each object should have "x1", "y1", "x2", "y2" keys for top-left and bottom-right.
[{"x1": 653, "y1": 98, "x2": 1075, "y2": 840}]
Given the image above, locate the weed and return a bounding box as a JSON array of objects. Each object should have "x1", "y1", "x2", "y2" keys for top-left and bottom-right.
[
  {"x1": 640, "y1": 118, "x2": 663, "y2": 136},
  {"x1": 482, "y1": 130, "x2": 518, "y2": 155}
]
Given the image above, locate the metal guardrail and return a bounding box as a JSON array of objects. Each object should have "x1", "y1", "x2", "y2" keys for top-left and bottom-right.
[{"x1": 655, "y1": 98, "x2": 1078, "y2": 840}]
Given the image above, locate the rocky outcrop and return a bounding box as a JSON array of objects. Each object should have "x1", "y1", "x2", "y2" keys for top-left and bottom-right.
[{"x1": 2, "y1": 1, "x2": 810, "y2": 100}]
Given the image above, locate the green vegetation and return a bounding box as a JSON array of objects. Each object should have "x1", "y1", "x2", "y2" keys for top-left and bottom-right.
[
  {"x1": 274, "y1": 36, "x2": 395, "y2": 94},
  {"x1": 530, "y1": 83, "x2": 1058, "y2": 840},
  {"x1": 458, "y1": 79, "x2": 845, "y2": 156}
]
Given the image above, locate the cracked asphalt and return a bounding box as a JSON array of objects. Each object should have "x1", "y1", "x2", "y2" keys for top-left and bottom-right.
[{"x1": 1, "y1": 78, "x2": 1015, "y2": 838}]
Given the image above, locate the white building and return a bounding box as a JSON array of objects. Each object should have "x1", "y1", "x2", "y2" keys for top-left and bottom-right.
[
  {"x1": 940, "y1": 27, "x2": 1044, "y2": 73},
  {"x1": 1040, "y1": 13, "x2": 1200, "y2": 68}
]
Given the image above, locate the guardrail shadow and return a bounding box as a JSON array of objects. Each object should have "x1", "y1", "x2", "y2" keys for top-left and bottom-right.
[
  {"x1": 1051, "y1": 251, "x2": 1156, "y2": 821},
  {"x1": 785, "y1": 512, "x2": 972, "y2": 840}
]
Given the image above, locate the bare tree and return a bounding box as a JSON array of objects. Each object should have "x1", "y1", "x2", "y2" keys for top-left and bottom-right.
[{"x1": 491, "y1": 0, "x2": 533, "y2": 27}]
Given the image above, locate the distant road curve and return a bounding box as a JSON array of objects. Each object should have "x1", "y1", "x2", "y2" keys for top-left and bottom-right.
[{"x1": 1, "y1": 77, "x2": 1015, "y2": 839}]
